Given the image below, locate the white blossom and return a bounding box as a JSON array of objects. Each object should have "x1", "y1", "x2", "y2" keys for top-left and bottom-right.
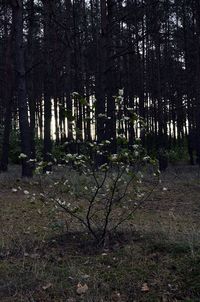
[
  {"x1": 99, "y1": 163, "x2": 108, "y2": 170},
  {"x1": 104, "y1": 140, "x2": 111, "y2": 144},
  {"x1": 118, "y1": 88, "x2": 124, "y2": 96},
  {"x1": 110, "y1": 154, "x2": 118, "y2": 161},
  {"x1": 98, "y1": 113, "x2": 107, "y2": 118},
  {"x1": 71, "y1": 92, "x2": 79, "y2": 96},
  {"x1": 66, "y1": 153, "x2": 73, "y2": 159},
  {"x1": 143, "y1": 156, "x2": 150, "y2": 161},
  {"x1": 124, "y1": 116, "x2": 130, "y2": 121},
  {"x1": 19, "y1": 153, "x2": 27, "y2": 159},
  {"x1": 28, "y1": 158, "x2": 36, "y2": 162}
]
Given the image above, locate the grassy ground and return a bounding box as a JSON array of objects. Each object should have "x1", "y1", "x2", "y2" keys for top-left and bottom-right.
[{"x1": 0, "y1": 165, "x2": 200, "y2": 302}]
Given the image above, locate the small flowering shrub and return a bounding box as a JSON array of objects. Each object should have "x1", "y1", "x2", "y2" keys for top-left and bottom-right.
[
  {"x1": 38, "y1": 92, "x2": 159, "y2": 245},
  {"x1": 43, "y1": 139, "x2": 159, "y2": 246}
]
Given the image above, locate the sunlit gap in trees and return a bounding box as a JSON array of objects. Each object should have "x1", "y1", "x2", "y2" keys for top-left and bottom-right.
[{"x1": 22, "y1": 94, "x2": 190, "y2": 142}]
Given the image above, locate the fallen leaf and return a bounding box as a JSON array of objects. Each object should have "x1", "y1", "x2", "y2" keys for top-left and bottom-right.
[
  {"x1": 42, "y1": 283, "x2": 53, "y2": 290},
  {"x1": 141, "y1": 282, "x2": 150, "y2": 292},
  {"x1": 101, "y1": 253, "x2": 107, "y2": 256},
  {"x1": 24, "y1": 252, "x2": 29, "y2": 257},
  {"x1": 76, "y1": 282, "x2": 88, "y2": 295},
  {"x1": 82, "y1": 274, "x2": 90, "y2": 279},
  {"x1": 30, "y1": 253, "x2": 40, "y2": 259}
]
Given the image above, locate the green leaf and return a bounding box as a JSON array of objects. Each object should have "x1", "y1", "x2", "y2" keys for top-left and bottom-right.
[
  {"x1": 63, "y1": 110, "x2": 76, "y2": 121},
  {"x1": 79, "y1": 97, "x2": 88, "y2": 106}
]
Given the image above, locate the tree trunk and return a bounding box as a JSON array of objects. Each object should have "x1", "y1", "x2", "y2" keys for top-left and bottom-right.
[
  {"x1": 42, "y1": 0, "x2": 52, "y2": 168},
  {"x1": 0, "y1": 6, "x2": 13, "y2": 172},
  {"x1": 10, "y1": 0, "x2": 33, "y2": 177}
]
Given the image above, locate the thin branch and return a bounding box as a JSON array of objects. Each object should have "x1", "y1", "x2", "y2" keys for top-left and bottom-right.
[
  {"x1": 101, "y1": 166, "x2": 122, "y2": 241},
  {"x1": 111, "y1": 181, "x2": 159, "y2": 232},
  {"x1": 86, "y1": 170, "x2": 108, "y2": 236}
]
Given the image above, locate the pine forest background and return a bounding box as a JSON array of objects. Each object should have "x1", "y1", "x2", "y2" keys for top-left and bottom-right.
[{"x1": 0, "y1": 0, "x2": 200, "y2": 175}]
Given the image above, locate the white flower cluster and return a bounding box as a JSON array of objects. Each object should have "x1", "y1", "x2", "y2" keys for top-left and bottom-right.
[
  {"x1": 98, "y1": 113, "x2": 107, "y2": 118},
  {"x1": 118, "y1": 88, "x2": 124, "y2": 96},
  {"x1": 110, "y1": 154, "x2": 118, "y2": 161},
  {"x1": 18, "y1": 153, "x2": 27, "y2": 159},
  {"x1": 99, "y1": 163, "x2": 109, "y2": 171},
  {"x1": 71, "y1": 92, "x2": 79, "y2": 97}
]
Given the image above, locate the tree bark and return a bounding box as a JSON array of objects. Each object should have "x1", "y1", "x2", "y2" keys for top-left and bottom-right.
[{"x1": 10, "y1": 0, "x2": 33, "y2": 177}]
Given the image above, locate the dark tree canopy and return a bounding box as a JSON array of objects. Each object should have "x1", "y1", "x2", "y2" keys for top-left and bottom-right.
[{"x1": 0, "y1": 0, "x2": 200, "y2": 175}]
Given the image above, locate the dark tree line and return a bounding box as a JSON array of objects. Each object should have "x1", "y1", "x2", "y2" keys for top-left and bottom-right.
[{"x1": 0, "y1": 0, "x2": 200, "y2": 176}]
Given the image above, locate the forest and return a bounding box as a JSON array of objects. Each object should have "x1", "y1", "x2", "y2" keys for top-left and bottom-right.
[{"x1": 0, "y1": 0, "x2": 200, "y2": 301}]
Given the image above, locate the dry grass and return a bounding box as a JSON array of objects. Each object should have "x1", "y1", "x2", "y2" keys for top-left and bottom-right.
[{"x1": 0, "y1": 165, "x2": 200, "y2": 302}]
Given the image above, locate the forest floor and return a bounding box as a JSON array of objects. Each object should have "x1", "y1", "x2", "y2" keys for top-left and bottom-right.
[{"x1": 0, "y1": 164, "x2": 200, "y2": 302}]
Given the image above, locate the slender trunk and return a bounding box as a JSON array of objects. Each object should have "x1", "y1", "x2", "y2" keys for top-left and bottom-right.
[
  {"x1": 11, "y1": 0, "x2": 32, "y2": 177},
  {"x1": 0, "y1": 9, "x2": 13, "y2": 172},
  {"x1": 43, "y1": 0, "x2": 52, "y2": 167}
]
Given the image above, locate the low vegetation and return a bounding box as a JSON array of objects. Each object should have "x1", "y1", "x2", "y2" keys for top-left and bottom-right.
[{"x1": 1, "y1": 166, "x2": 200, "y2": 302}]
